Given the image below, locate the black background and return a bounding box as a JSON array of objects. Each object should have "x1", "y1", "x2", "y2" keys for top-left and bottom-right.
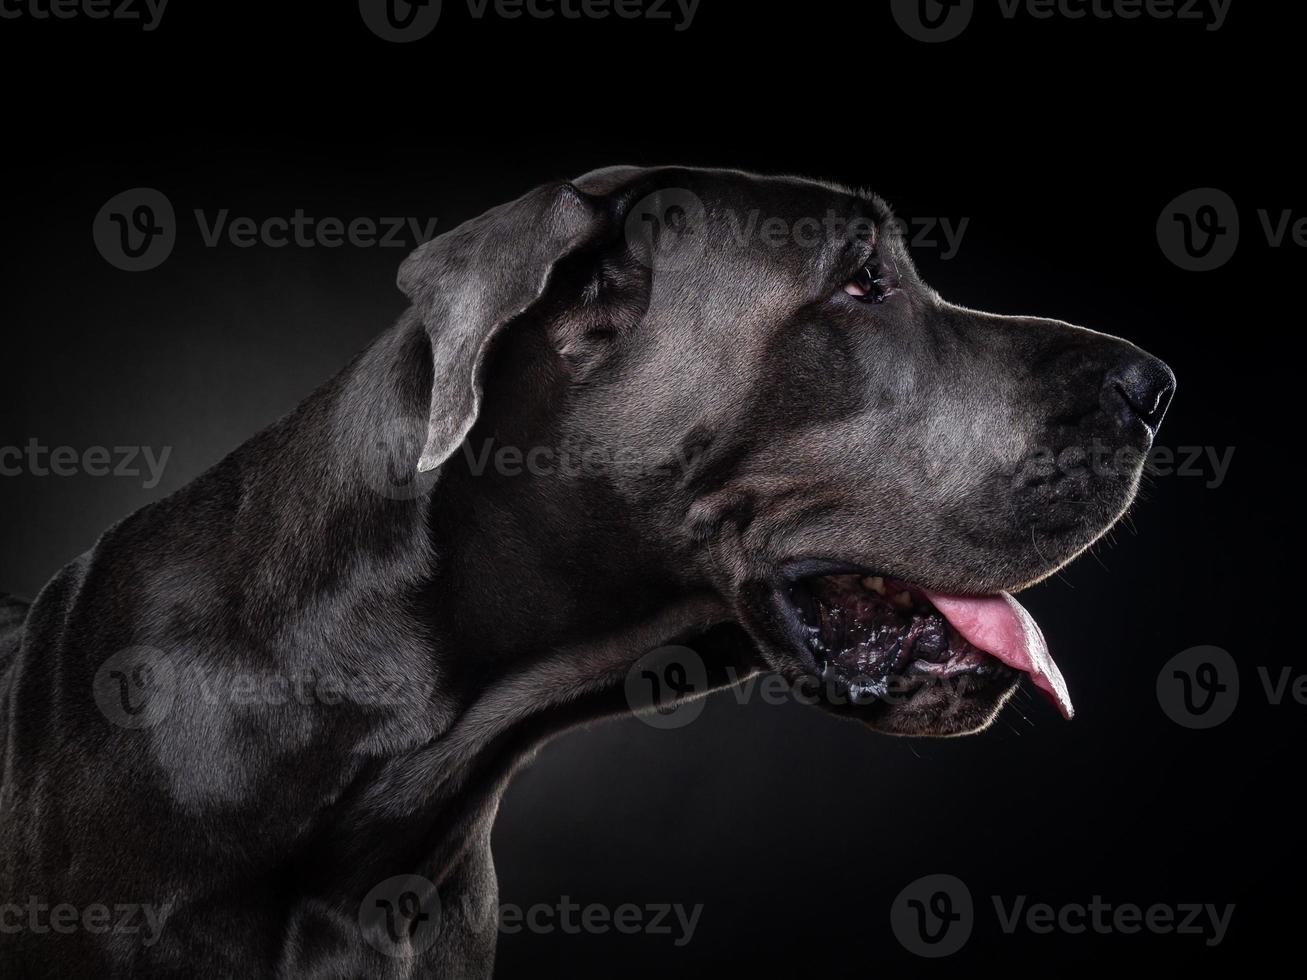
[{"x1": 0, "y1": 1, "x2": 1295, "y2": 975}]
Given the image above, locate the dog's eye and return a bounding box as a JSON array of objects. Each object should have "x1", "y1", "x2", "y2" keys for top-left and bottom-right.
[{"x1": 843, "y1": 263, "x2": 894, "y2": 304}]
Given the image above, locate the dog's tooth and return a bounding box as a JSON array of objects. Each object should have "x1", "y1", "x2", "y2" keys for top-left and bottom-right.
[
  {"x1": 891, "y1": 591, "x2": 912, "y2": 610},
  {"x1": 861, "y1": 576, "x2": 886, "y2": 595}
]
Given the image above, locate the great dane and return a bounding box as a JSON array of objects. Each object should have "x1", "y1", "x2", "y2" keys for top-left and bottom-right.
[{"x1": 0, "y1": 166, "x2": 1174, "y2": 977}]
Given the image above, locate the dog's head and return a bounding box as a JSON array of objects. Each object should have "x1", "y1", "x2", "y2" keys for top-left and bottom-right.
[{"x1": 398, "y1": 166, "x2": 1174, "y2": 736}]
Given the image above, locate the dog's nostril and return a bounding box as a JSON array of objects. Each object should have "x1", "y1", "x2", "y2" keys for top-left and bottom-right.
[{"x1": 1103, "y1": 355, "x2": 1176, "y2": 432}]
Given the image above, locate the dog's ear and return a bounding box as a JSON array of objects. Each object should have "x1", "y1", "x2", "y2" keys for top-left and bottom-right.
[{"x1": 398, "y1": 182, "x2": 607, "y2": 473}]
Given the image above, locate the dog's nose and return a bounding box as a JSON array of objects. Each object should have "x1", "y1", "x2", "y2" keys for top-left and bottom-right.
[{"x1": 1103, "y1": 354, "x2": 1176, "y2": 433}]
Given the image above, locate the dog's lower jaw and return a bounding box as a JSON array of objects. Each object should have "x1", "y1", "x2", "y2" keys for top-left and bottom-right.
[{"x1": 817, "y1": 672, "x2": 1021, "y2": 736}]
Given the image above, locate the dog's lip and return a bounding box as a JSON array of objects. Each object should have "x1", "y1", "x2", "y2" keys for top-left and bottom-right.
[{"x1": 769, "y1": 558, "x2": 1073, "y2": 719}]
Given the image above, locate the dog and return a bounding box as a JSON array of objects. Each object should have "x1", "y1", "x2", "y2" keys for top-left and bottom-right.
[{"x1": 0, "y1": 165, "x2": 1174, "y2": 977}]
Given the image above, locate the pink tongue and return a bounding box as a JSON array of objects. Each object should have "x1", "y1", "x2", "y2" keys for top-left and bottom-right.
[{"x1": 922, "y1": 590, "x2": 1074, "y2": 720}]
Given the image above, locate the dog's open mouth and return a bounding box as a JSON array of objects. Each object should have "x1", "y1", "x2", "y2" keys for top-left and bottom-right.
[{"x1": 784, "y1": 572, "x2": 1073, "y2": 719}]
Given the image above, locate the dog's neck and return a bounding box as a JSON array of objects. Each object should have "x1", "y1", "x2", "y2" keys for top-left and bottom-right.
[{"x1": 186, "y1": 318, "x2": 745, "y2": 898}]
